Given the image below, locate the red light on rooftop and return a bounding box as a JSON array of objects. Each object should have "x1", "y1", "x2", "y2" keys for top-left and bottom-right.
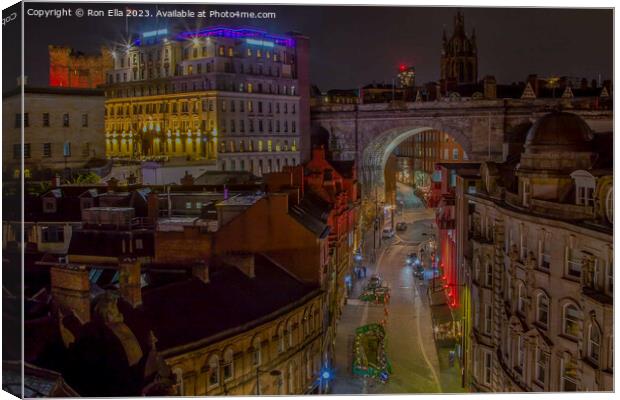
[{"x1": 399, "y1": 64, "x2": 406, "y2": 72}]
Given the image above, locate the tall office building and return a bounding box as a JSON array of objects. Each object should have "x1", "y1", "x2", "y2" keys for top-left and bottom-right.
[{"x1": 104, "y1": 27, "x2": 310, "y2": 176}]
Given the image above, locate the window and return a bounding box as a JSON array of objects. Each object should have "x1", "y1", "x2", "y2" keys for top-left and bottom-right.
[
  {"x1": 535, "y1": 348, "x2": 548, "y2": 385},
  {"x1": 223, "y1": 348, "x2": 234, "y2": 381},
  {"x1": 63, "y1": 142, "x2": 71, "y2": 157},
  {"x1": 252, "y1": 336, "x2": 261, "y2": 366},
  {"x1": 173, "y1": 368, "x2": 184, "y2": 395},
  {"x1": 606, "y1": 260, "x2": 613, "y2": 295},
  {"x1": 560, "y1": 357, "x2": 578, "y2": 391},
  {"x1": 484, "y1": 304, "x2": 492, "y2": 335},
  {"x1": 483, "y1": 351, "x2": 492, "y2": 385},
  {"x1": 452, "y1": 148, "x2": 459, "y2": 160},
  {"x1": 517, "y1": 283, "x2": 526, "y2": 314},
  {"x1": 563, "y1": 304, "x2": 581, "y2": 339},
  {"x1": 135, "y1": 238, "x2": 143, "y2": 250},
  {"x1": 588, "y1": 323, "x2": 601, "y2": 364},
  {"x1": 287, "y1": 320, "x2": 294, "y2": 347},
  {"x1": 41, "y1": 226, "x2": 65, "y2": 243},
  {"x1": 81, "y1": 113, "x2": 88, "y2": 127},
  {"x1": 42, "y1": 142, "x2": 51, "y2": 158},
  {"x1": 576, "y1": 185, "x2": 595, "y2": 207},
  {"x1": 443, "y1": 148, "x2": 449, "y2": 160},
  {"x1": 24, "y1": 143, "x2": 31, "y2": 159},
  {"x1": 42, "y1": 113, "x2": 50, "y2": 127},
  {"x1": 278, "y1": 324, "x2": 286, "y2": 353},
  {"x1": 63, "y1": 113, "x2": 70, "y2": 127},
  {"x1": 522, "y1": 179, "x2": 531, "y2": 206},
  {"x1": 12, "y1": 144, "x2": 20, "y2": 159},
  {"x1": 208, "y1": 355, "x2": 220, "y2": 387},
  {"x1": 23, "y1": 113, "x2": 29, "y2": 127},
  {"x1": 43, "y1": 198, "x2": 57, "y2": 213},
  {"x1": 536, "y1": 293, "x2": 549, "y2": 327},
  {"x1": 539, "y1": 231, "x2": 550, "y2": 270},
  {"x1": 516, "y1": 335, "x2": 525, "y2": 373},
  {"x1": 566, "y1": 247, "x2": 581, "y2": 278},
  {"x1": 605, "y1": 188, "x2": 613, "y2": 223},
  {"x1": 14, "y1": 113, "x2": 21, "y2": 128},
  {"x1": 485, "y1": 263, "x2": 493, "y2": 287}
]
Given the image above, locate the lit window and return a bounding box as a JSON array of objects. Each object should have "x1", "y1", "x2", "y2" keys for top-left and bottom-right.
[
  {"x1": 223, "y1": 348, "x2": 234, "y2": 381},
  {"x1": 563, "y1": 304, "x2": 581, "y2": 338},
  {"x1": 561, "y1": 357, "x2": 578, "y2": 391}
]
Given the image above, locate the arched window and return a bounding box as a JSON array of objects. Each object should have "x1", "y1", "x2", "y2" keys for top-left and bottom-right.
[
  {"x1": 207, "y1": 354, "x2": 220, "y2": 388},
  {"x1": 252, "y1": 336, "x2": 262, "y2": 366},
  {"x1": 606, "y1": 188, "x2": 613, "y2": 223},
  {"x1": 588, "y1": 323, "x2": 601, "y2": 364},
  {"x1": 223, "y1": 348, "x2": 234, "y2": 381},
  {"x1": 536, "y1": 292, "x2": 549, "y2": 327},
  {"x1": 563, "y1": 304, "x2": 581, "y2": 338},
  {"x1": 560, "y1": 356, "x2": 578, "y2": 391}
]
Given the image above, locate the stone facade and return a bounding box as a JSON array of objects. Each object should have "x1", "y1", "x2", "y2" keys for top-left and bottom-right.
[
  {"x1": 464, "y1": 112, "x2": 613, "y2": 392},
  {"x1": 104, "y1": 27, "x2": 310, "y2": 173},
  {"x1": 164, "y1": 293, "x2": 324, "y2": 396},
  {"x1": 48, "y1": 46, "x2": 113, "y2": 89},
  {"x1": 2, "y1": 86, "x2": 106, "y2": 179},
  {"x1": 310, "y1": 99, "x2": 612, "y2": 201}
]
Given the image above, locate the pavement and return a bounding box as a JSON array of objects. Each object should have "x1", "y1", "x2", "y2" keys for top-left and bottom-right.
[{"x1": 330, "y1": 183, "x2": 466, "y2": 394}]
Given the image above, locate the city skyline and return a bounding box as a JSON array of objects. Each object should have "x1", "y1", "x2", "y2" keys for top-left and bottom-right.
[{"x1": 10, "y1": 4, "x2": 613, "y2": 92}]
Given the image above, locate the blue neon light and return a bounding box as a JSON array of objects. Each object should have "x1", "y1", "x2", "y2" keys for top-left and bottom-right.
[
  {"x1": 143, "y1": 28, "x2": 168, "y2": 38},
  {"x1": 246, "y1": 38, "x2": 275, "y2": 47},
  {"x1": 177, "y1": 27, "x2": 295, "y2": 47}
]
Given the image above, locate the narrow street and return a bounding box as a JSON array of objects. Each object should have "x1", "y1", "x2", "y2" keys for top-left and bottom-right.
[{"x1": 331, "y1": 183, "x2": 460, "y2": 394}]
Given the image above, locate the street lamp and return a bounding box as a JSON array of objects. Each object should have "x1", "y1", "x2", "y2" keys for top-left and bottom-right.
[{"x1": 255, "y1": 368, "x2": 281, "y2": 395}]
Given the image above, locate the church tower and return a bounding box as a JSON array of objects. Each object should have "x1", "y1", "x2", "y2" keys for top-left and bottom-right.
[{"x1": 440, "y1": 12, "x2": 478, "y2": 91}]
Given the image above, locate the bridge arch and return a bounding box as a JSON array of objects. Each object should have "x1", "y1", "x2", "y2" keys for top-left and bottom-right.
[{"x1": 360, "y1": 125, "x2": 471, "y2": 200}]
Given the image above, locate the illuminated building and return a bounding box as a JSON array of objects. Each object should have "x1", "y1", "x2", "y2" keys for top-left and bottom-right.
[
  {"x1": 464, "y1": 112, "x2": 613, "y2": 391},
  {"x1": 2, "y1": 85, "x2": 105, "y2": 180},
  {"x1": 394, "y1": 130, "x2": 467, "y2": 206},
  {"x1": 48, "y1": 46, "x2": 114, "y2": 88},
  {"x1": 440, "y1": 12, "x2": 478, "y2": 92},
  {"x1": 104, "y1": 27, "x2": 310, "y2": 175}
]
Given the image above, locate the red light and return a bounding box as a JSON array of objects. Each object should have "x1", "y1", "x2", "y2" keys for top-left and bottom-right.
[{"x1": 399, "y1": 64, "x2": 406, "y2": 72}]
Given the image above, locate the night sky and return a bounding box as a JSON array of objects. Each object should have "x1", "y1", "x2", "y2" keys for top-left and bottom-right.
[{"x1": 11, "y1": 3, "x2": 613, "y2": 92}]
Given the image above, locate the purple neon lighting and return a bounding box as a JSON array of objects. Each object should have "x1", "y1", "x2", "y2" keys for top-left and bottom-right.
[{"x1": 177, "y1": 26, "x2": 295, "y2": 47}]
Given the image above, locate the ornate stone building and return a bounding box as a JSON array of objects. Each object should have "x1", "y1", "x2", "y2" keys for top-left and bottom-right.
[
  {"x1": 49, "y1": 46, "x2": 113, "y2": 89},
  {"x1": 104, "y1": 27, "x2": 310, "y2": 174},
  {"x1": 466, "y1": 112, "x2": 613, "y2": 392},
  {"x1": 440, "y1": 12, "x2": 478, "y2": 91}
]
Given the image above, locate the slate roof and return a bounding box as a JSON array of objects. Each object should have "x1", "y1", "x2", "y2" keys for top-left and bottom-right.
[{"x1": 133, "y1": 254, "x2": 320, "y2": 352}]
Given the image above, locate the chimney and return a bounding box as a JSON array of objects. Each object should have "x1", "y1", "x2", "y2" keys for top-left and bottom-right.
[
  {"x1": 118, "y1": 258, "x2": 142, "y2": 307},
  {"x1": 192, "y1": 261, "x2": 210, "y2": 283},
  {"x1": 147, "y1": 192, "x2": 159, "y2": 223},
  {"x1": 107, "y1": 177, "x2": 119, "y2": 190},
  {"x1": 180, "y1": 171, "x2": 194, "y2": 186},
  {"x1": 51, "y1": 265, "x2": 91, "y2": 323}
]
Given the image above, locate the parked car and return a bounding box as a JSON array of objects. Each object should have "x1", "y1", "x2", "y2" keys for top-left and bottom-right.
[
  {"x1": 382, "y1": 228, "x2": 395, "y2": 239},
  {"x1": 414, "y1": 265, "x2": 425, "y2": 279},
  {"x1": 368, "y1": 274, "x2": 383, "y2": 288},
  {"x1": 396, "y1": 222, "x2": 407, "y2": 231}
]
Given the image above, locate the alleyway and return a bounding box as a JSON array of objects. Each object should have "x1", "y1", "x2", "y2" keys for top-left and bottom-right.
[{"x1": 330, "y1": 183, "x2": 465, "y2": 394}]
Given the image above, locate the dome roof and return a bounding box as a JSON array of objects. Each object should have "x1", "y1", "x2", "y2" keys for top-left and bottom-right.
[{"x1": 525, "y1": 112, "x2": 593, "y2": 149}]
